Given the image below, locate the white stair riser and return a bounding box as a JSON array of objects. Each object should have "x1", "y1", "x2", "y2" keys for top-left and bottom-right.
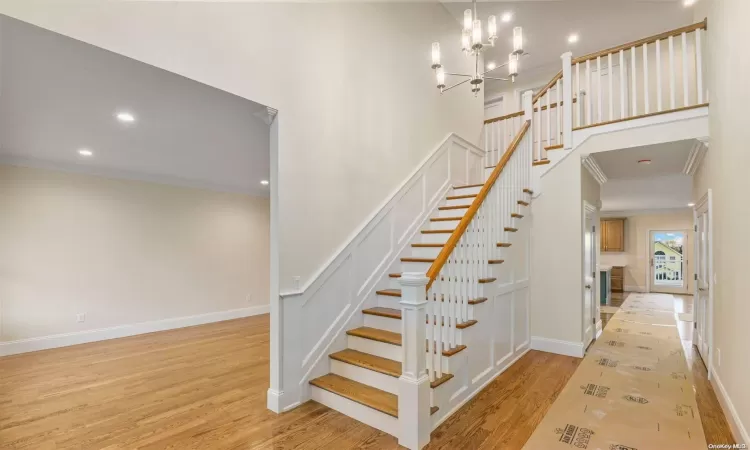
[
  {"x1": 438, "y1": 208, "x2": 469, "y2": 218},
  {"x1": 411, "y1": 246, "x2": 442, "y2": 259},
  {"x1": 452, "y1": 186, "x2": 481, "y2": 195},
  {"x1": 401, "y1": 260, "x2": 433, "y2": 273},
  {"x1": 348, "y1": 335, "x2": 402, "y2": 361},
  {"x1": 310, "y1": 386, "x2": 399, "y2": 437},
  {"x1": 388, "y1": 277, "x2": 403, "y2": 289},
  {"x1": 364, "y1": 314, "x2": 469, "y2": 341},
  {"x1": 330, "y1": 359, "x2": 399, "y2": 395},
  {"x1": 429, "y1": 219, "x2": 460, "y2": 230},
  {"x1": 420, "y1": 233, "x2": 451, "y2": 245},
  {"x1": 445, "y1": 197, "x2": 475, "y2": 207}
]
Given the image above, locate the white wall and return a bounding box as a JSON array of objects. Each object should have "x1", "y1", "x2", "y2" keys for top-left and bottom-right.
[
  {"x1": 0, "y1": 164, "x2": 270, "y2": 342},
  {"x1": 0, "y1": 2, "x2": 483, "y2": 294},
  {"x1": 599, "y1": 210, "x2": 694, "y2": 294},
  {"x1": 690, "y1": 0, "x2": 750, "y2": 443},
  {"x1": 601, "y1": 174, "x2": 693, "y2": 211}
]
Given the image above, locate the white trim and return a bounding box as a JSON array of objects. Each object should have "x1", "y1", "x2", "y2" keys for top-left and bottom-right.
[
  {"x1": 710, "y1": 366, "x2": 749, "y2": 445},
  {"x1": 581, "y1": 155, "x2": 608, "y2": 184},
  {"x1": 0, "y1": 305, "x2": 269, "y2": 357},
  {"x1": 278, "y1": 133, "x2": 483, "y2": 297},
  {"x1": 530, "y1": 336, "x2": 585, "y2": 358},
  {"x1": 682, "y1": 139, "x2": 708, "y2": 175},
  {"x1": 694, "y1": 189, "x2": 714, "y2": 381},
  {"x1": 582, "y1": 201, "x2": 598, "y2": 348}
]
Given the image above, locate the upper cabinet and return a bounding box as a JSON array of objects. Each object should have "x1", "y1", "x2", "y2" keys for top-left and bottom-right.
[{"x1": 601, "y1": 218, "x2": 625, "y2": 252}]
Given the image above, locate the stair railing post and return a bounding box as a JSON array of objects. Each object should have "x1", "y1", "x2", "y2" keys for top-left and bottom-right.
[
  {"x1": 398, "y1": 272, "x2": 431, "y2": 450},
  {"x1": 561, "y1": 51, "x2": 573, "y2": 150}
]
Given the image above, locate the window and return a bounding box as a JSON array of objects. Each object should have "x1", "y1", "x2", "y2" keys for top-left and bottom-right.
[{"x1": 670, "y1": 256, "x2": 676, "y2": 261}]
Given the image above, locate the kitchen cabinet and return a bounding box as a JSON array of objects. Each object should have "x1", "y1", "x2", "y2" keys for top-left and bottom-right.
[
  {"x1": 611, "y1": 266, "x2": 624, "y2": 292},
  {"x1": 601, "y1": 218, "x2": 625, "y2": 252}
]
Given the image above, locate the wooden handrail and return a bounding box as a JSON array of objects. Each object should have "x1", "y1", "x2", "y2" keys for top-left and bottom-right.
[
  {"x1": 533, "y1": 97, "x2": 577, "y2": 112},
  {"x1": 572, "y1": 19, "x2": 707, "y2": 65},
  {"x1": 532, "y1": 71, "x2": 562, "y2": 104},
  {"x1": 484, "y1": 110, "x2": 524, "y2": 125},
  {"x1": 426, "y1": 121, "x2": 531, "y2": 291}
]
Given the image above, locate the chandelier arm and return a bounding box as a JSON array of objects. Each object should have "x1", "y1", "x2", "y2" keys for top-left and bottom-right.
[
  {"x1": 484, "y1": 76, "x2": 510, "y2": 81},
  {"x1": 480, "y1": 62, "x2": 510, "y2": 77},
  {"x1": 445, "y1": 72, "x2": 473, "y2": 78},
  {"x1": 441, "y1": 78, "x2": 471, "y2": 93}
]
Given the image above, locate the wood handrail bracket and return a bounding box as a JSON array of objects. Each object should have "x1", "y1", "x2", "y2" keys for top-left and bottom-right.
[
  {"x1": 426, "y1": 121, "x2": 531, "y2": 291},
  {"x1": 484, "y1": 110, "x2": 524, "y2": 125},
  {"x1": 572, "y1": 19, "x2": 707, "y2": 65}
]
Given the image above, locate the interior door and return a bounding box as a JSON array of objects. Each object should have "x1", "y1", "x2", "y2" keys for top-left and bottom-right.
[
  {"x1": 695, "y1": 203, "x2": 711, "y2": 362},
  {"x1": 583, "y1": 212, "x2": 595, "y2": 347}
]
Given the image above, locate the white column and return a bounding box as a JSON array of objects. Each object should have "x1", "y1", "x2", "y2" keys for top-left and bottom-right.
[
  {"x1": 561, "y1": 52, "x2": 573, "y2": 149},
  {"x1": 398, "y1": 273, "x2": 431, "y2": 450}
]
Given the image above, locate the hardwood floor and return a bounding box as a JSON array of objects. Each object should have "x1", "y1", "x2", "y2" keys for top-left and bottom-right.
[{"x1": 0, "y1": 313, "x2": 735, "y2": 449}]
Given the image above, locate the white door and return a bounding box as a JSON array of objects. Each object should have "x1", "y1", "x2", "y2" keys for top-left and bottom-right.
[
  {"x1": 649, "y1": 230, "x2": 689, "y2": 294},
  {"x1": 583, "y1": 211, "x2": 595, "y2": 347},
  {"x1": 694, "y1": 197, "x2": 711, "y2": 362}
]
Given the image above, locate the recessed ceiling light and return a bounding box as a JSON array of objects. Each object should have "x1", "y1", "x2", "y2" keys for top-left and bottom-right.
[
  {"x1": 637, "y1": 159, "x2": 652, "y2": 165},
  {"x1": 687, "y1": 203, "x2": 696, "y2": 207},
  {"x1": 260, "y1": 180, "x2": 269, "y2": 186},
  {"x1": 78, "y1": 149, "x2": 93, "y2": 157},
  {"x1": 683, "y1": 0, "x2": 696, "y2": 6},
  {"x1": 501, "y1": 12, "x2": 512, "y2": 23},
  {"x1": 568, "y1": 34, "x2": 579, "y2": 44},
  {"x1": 487, "y1": 61, "x2": 496, "y2": 70},
  {"x1": 116, "y1": 112, "x2": 136, "y2": 123}
]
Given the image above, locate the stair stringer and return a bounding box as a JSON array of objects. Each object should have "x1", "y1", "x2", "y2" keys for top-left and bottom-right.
[{"x1": 286, "y1": 134, "x2": 485, "y2": 411}]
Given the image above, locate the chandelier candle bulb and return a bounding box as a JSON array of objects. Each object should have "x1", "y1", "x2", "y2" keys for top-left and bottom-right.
[
  {"x1": 472, "y1": 19, "x2": 482, "y2": 48},
  {"x1": 431, "y1": 42, "x2": 441, "y2": 68},
  {"x1": 488, "y1": 15, "x2": 497, "y2": 41},
  {"x1": 513, "y1": 26, "x2": 524, "y2": 54},
  {"x1": 462, "y1": 30, "x2": 471, "y2": 52},
  {"x1": 463, "y1": 9, "x2": 472, "y2": 31},
  {"x1": 436, "y1": 68, "x2": 446, "y2": 89},
  {"x1": 508, "y1": 53, "x2": 519, "y2": 77}
]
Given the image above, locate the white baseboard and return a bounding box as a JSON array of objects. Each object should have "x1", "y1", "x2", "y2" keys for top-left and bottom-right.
[
  {"x1": 531, "y1": 336, "x2": 584, "y2": 358},
  {"x1": 710, "y1": 366, "x2": 749, "y2": 445},
  {"x1": 0, "y1": 305, "x2": 269, "y2": 357}
]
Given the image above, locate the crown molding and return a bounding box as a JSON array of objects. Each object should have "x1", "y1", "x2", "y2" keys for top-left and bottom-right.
[
  {"x1": 683, "y1": 139, "x2": 708, "y2": 175},
  {"x1": 582, "y1": 155, "x2": 608, "y2": 185}
]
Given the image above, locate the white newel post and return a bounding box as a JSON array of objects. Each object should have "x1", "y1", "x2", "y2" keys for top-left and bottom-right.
[
  {"x1": 398, "y1": 272, "x2": 431, "y2": 450},
  {"x1": 561, "y1": 52, "x2": 573, "y2": 150}
]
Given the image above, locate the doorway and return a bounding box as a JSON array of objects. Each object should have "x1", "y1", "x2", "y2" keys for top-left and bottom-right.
[
  {"x1": 583, "y1": 202, "x2": 598, "y2": 347},
  {"x1": 694, "y1": 191, "x2": 713, "y2": 370},
  {"x1": 648, "y1": 230, "x2": 689, "y2": 294}
]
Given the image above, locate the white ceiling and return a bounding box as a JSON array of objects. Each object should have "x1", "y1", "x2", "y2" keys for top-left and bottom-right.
[
  {"x1": 592, "y1": 139, "x2": 695, "y2": 180},
  {"x1": 441, "y1": 1, "x2": 694, "y2": 94},
  {"x1": 0, "y1": 15, "x2": 271, "y2": 196}
]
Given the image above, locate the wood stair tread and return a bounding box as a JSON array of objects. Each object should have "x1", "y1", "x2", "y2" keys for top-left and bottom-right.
[
  {"x1": 329, "y1": 349, "x2": 401, "y2": 378},
  {"x1": 504, "y1": 227, "x2": 518, "y2": 232},
  {"x1": 446, "y1": 194, "x2": 477, "y2": 200},
  {"x1": 376, "y1": 288, "x2": 403, "y2": 297},
  {"x1": 431, "y1": 406, "x2": 440, "y2": 415},
  {"x1": 468, "y1": 297, "x2": 488, "y2": 305},
  {"x1": 412, "y1": 243, "x2": 444, "y2": 248},
  {"x1": 347, "y1": 327, "x2": 401, "y2": 346},
  {"x1": 431, "y1": 373, "x2": 454, "y2": 389},
  {"x1": 489, "y1": 259, "x2": 505, "y2": 264},
  {"x1": 363, "y1": 307, "x2": 478, "y2": 329},
  {"x1": 453, "y1": 183, "x2": 483, "y2": 190},
  {"x1": 532, "y1": 159, "x2": 551, "y2": 166},
  {"x1": 428, "y1": 344, "x2": 467, "y2": 357},
  {"x1": 523, "y1": 188, "x2": 534, "y2": 194},
  {"x1": 439, "y1": 205, "x2": 470, "y2": 210},
  {"x1": 511, "y1": 213, "x2": 524, "y2": 218},
  {"x1": 421, "y1": 229, "x2": 455, "y2": 234},
  {"x1": 497, "y1": 242, "x2": 512, "y2": 247},
  {"x1": 518, "y1": 200, "x2": 530, "y2": 206},
  {"x1": 401, "y1": 257, "x2": 435, "y2": 263},
  {"x1": 478, "y1": 277, "x2": 497, "y2": 284},
  {"x1": 431, "y1": 216, "x2": 463, "y2": 222},
  {"x1": 310, "y1": 374, "x2": 398, "y2": 417},
  {"x1": 544, "y1": 144, "x2": 564, "y2": 151}
]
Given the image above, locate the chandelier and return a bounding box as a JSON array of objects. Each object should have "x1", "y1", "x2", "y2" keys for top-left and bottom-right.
[{"x1": 430, "y1": 0, "x2": 525, "y2": 96}]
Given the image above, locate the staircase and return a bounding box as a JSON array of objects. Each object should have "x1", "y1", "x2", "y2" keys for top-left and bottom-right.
[{"x1": 300, "y1": 19, "x2": 709, "y2": 450}]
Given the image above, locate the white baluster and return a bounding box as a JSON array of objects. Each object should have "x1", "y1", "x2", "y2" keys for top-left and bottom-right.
[
  {"x1": 619, "y1": 50, "x2": 626, "y2": 119},
  {"x1": 631, "y1": 46, "x2": 637, "y2": 116},
  {"x1": 682, "y1": 32, "x2": 689, "y2": 107},
  {"x1": 545, "y1": 92, "x2": 551, "y2": 154},
  {"x1": 575, "y1": 62, "x2": 581, "y2": 127},
  {"x1": 597, "y1": 56, "x2": 602, "y2": 123},
  {"x1": 696, "y1": 29, "x2": 703, "y2": 104},
  {"x1": 643, "y1": 42, "x2": 649, "y2": 114},
  {"x1": 561, "y1": 53, "x2": 572, "y2": 148},
  {"x1": 585, "y1": 59, "x2": 592, "y2": 125},
  {"x1": 556, "y1": 78, "x2": 562, "y2": 145},
  {"x1": 608, "y1": 53, "x2": 614, "y2": 121},
  {"x1": 669, "y1": 35, "x2": 676, "y2": 109},
  {"x1": 656, "y1": 39, "x2": 663, "y2": 112}
]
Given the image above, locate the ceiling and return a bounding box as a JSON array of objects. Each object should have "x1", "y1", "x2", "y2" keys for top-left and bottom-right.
[
  {"x1": 441, "y1": 1, "x2": 694, "y2": 93},
  {"x1": 591, "y1": 139, "x2": 696, "y2": 180},
  {"x1": 0, "y1": 15, "x2": 271, "y2": 196}
]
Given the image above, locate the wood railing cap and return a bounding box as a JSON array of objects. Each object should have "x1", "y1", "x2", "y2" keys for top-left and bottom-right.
[
  {"x1": 426, "y1": 121, "x2": 531, "y2": 291},
  {"x1": 484, "y1": 110, "x2": 524, "y2": 124}
]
